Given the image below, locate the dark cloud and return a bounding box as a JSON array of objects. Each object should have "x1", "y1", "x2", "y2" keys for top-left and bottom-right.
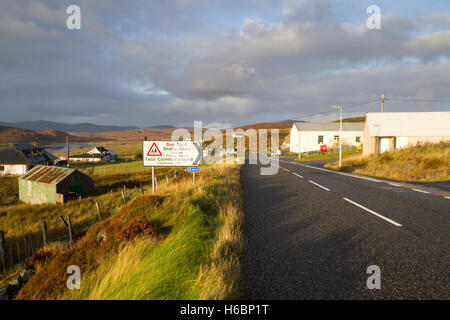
[{"x1": 0, "y1": 0, "x2": 449, "y2": 127}]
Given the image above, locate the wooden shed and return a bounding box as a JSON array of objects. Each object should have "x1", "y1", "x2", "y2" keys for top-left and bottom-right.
[{"x1": 19, "y1": 165, "x2": 94, "y2": 204}]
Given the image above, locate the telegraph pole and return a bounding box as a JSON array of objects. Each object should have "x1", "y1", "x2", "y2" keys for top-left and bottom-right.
[
  {"x1": 381, "y1": 94, "x2": 384, "y2": 112},
  {"x1": 331, "y1": 105, "x2": 343, "y2": 167}
]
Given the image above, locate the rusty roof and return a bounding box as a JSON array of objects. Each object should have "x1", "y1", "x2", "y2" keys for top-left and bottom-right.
[{"x1": 20, "y1": 165, "x2": 76, "y2": 184}]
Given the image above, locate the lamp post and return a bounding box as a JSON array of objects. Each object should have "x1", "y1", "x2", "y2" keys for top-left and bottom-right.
[{"x1": 330, "y1": 105, "x2": 342, "y2": 167}]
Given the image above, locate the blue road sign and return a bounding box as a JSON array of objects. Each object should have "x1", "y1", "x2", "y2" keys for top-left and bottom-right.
[{"x1": 188, "y1": 167, "x2": 200, "y2": 173}]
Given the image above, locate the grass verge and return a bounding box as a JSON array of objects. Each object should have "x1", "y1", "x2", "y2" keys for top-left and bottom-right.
[
  {"x1": 295, "y1": 149, "x2": 361, "y2": 161},
  {"x1": 325, "y1": 141, "x2": 450, "y2": 182},
  {"x1": 16, "y1": 163, "x2": 244, "y2": 300}
]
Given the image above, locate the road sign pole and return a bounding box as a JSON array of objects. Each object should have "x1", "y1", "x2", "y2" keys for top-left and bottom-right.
[{"x1": 152, "y1": 166, "x2": 155, "y2": 194}]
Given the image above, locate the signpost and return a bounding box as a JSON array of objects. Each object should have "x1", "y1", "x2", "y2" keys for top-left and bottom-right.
[
  {"x1": 188, "y1": 167, "x2": 201, "y2": 186},
  {"x1": 143, "y1": 141, "x2": 202, "y2": 192}
]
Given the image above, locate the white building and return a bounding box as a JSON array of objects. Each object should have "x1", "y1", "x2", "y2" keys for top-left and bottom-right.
[
  {"x1": 0, "y1": 144, "x2": 56, "y2": 176},
  {"x1": 61, "y1": 146, "x2": 118, "y2": 163},
  {"x1": 289, "y1": 122, "x2": 364, "y2": 154},
  {"x1": 363, "y1": 112, "x2": 450, "y2": 155}
]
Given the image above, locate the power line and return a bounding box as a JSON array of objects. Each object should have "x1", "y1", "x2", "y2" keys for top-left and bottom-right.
[
  {"x1": 292, "y1": 98, "x2": 380, "y2": 120},
  {"x1": 384, "y1": 97, "x2": 450, "y2": 103}
]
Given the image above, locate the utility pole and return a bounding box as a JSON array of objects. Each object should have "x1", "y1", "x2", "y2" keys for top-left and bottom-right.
[
  {"x1": 331, "y1": 105, "x2": 343, "y2": 167},
  {"x1": 66, "y1": 135, "x2": 70, "y2": 167},
  {"x1": 381, "y1": 94, "x2": 384, "y2": 112}
]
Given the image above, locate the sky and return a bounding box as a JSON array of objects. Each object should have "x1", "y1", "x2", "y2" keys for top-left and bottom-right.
[{"x1": 1, "y1": 0, "x2": 450, "y2": 128}]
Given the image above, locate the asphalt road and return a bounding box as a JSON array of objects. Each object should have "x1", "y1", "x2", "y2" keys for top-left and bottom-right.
[{"x1": 241, "y1": 155, "x2": 449, "y2": 299}]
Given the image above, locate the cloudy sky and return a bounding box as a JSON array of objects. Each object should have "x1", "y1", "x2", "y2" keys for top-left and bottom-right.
[{"x1": 1, "y1": 0, "x2": 450, "y2": 128}]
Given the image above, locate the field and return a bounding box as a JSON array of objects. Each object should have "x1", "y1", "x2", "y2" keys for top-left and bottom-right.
[
  {"x1": 15, "y1": 163, "x2": 243, "y2": 300},
  {"x1": 325, "y1": 141, "x2": 450, "y2": 182},
  {"x1": 295, "y1": 149, "x2": 361, "y2": 161}
]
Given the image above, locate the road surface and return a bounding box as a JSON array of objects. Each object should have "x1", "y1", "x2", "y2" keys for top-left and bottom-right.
[{"x1": 241, "y1": 156, "x2": 449, "y2": 299}]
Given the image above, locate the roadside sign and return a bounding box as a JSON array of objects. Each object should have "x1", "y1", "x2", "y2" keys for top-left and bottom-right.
[
  {"x1": 143, "y1": 141, "x2": 202, "y2": 167},
  {"x1": 188, "y1": 167, "x2": 200, "y2": 173},
  {"x1": 320, "y1": 145, "x2": 327, "y2": 153}
]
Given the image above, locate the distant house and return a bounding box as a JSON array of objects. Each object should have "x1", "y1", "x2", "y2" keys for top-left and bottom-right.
[
  {"x1": 363, "y1": 112, "x2": 450, "y2": 155},
  {"x1": 289, "y1": 122, "x2": 364, "y2": 154},
  {"x1": 19, "y1": 165, "x2": 94, "y2": 204},
  {"x1": 0, "y1": 144, "x2": 56, "y2": 176},
  {"x1": 62, "y1": 146, "x2": 118, "y2": 163}
]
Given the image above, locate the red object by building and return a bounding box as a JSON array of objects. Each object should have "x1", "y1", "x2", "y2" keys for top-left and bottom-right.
[{"x1": 320, "y1": 145, "x2": 327, "y2": 153}]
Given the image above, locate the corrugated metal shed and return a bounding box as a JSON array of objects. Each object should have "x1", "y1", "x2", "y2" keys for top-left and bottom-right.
[
  {"x1": 19, "y1": 165, "x2": 95, "y2": 204},
  {"x1": 21, "y1": 166, "x2": 75, "y2": 184},
  {"x1": 293, "y1": 122, "x2": 365, "y2": 131},
  {"x1": 366, "y1": 112, "x2": 450, "y2": 137}
]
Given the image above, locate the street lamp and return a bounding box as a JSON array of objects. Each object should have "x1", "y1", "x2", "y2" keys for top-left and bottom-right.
[{"x1": 330, "y1": 105, "x2": 343, "y2": 167}]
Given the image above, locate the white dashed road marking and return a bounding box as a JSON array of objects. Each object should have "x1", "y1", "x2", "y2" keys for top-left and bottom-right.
[
  {"x1": 283, "y1": 168, "x2": 290, "y2": 172},
  {"x1": 343, "y1": 198, "x2": 402, "y2": 227},
  {"x1": 292, "y1": 172, "x2": 304, "y2": 179},
  {"x1": 412, "y1": 188, "x2": 430, "y2": 194},
  {"x1": 308, "y1": 180, "x2": 330, "y2": 192}
]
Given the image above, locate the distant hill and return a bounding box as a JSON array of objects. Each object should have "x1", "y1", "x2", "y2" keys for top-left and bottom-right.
[
  {"x1": 280, "y1": 119, "x2": 306, "y2": 125},
  {"x1": 236, "y1": 122, "x2": 293, "y2": 130},
  {"x1": 0, "y1": 125, "x2": 102, "y2": 144},
  {"x1": 0, "y1": 121, "x2": 139, "y2": 133},
  {"x1": 145, "y1": 125, "x2": 175, "y2": 129},
  {"x1": 331, "y1": 116, "x2": 366, "y2": 123}
]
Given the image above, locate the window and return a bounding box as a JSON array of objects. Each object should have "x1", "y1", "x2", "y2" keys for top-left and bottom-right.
[
  {"x1": 334, "y1": 135, "x2": 340, "y2": 141},
  {"x1": 0, "y1": 166, "x2": 4, "y2": 171},
  {"x1": 356, "y1": 136, "x2": 361, "y2": 143},
  {"x1": 318, "y1": 135, "x2": 324, "y2": 144}
]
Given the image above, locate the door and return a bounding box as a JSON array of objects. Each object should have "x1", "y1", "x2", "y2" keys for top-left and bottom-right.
[{"x1": 379, "y1": 138, "x2": 390, "y2": 153}]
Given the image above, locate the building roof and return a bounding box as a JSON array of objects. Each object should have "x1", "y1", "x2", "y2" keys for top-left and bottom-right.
[
  {"x1": 292, "y1": 122, "x2": 365, "y2": 132},
  {"x1": 20, "y1": 165, "x2": 76, "y2": 184},
  {"x1": 70, "y1": 153, "x2": 103, "y2": 159},
  {"x1": 366, "y1": 112, "x2": 450, "y2": 137},
  {"x1": 0, "y1": 144, "x2": 56, "y2": 165}
]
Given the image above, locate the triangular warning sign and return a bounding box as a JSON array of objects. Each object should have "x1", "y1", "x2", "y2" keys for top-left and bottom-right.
[{"x1": 147, "y1": 142, "x2": 162, "y2": 156}]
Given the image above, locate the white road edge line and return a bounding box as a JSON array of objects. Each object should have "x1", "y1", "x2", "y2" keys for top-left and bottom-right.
[
  {"x1": 279, "y1": 159, "x2": 382, "y2": 183},
  {"x1": 292, "y1": 172, "x2": 304, "y2": 178},
  {"x1": 388, "y1": 183, "x2": 401, "y2": 187},
  {"x1": 308, "y1": 180, "x2": 330, "y2": 191},
  {"x1": 343, "y1": 198, "x2": 402, "y2": 227},
  {"x1": 412, "y1": 188, "x2": 430, "y2": 194}
]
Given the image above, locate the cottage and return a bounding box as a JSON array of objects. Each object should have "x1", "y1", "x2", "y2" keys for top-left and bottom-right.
[
  {"x1": 289, "y1": 122, "x2": 364, "y2": 154},
  {"x1": 63, "y1": 146, "x2": 118, "y2": 163},
  {"x1": 19, "y1": 165, "x2": 94, "y2": 204},
  {"x1": 362, "y1": 112, "x2": 450, "y2": 155},
  {"x1": 0, "y1": 144, "x2": 56, "y2": 176}
]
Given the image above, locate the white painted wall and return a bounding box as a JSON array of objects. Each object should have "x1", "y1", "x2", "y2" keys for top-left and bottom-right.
[
  {"x1": 0, "y1": 164, "x2": 28, "y2": 176},
  {"x1": 290, "y1": 129, "x2": 362, "y2": 153}
]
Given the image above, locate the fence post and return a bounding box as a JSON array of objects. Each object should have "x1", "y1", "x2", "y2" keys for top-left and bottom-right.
[
  {"x1": 166, "y1": 175, "x2": 169, "y2": 183},
  {"x1": 16, "y1": 242, "x2": 20, "y2": 264},
  {"x1": 140, "y1": 182, "x2": 144, "y2": 195},
  {"x1": 121, "y1": 190, "x2": 127, "y2": 205},
  {"x1": 67, "y1": 215, "x2": 73, "y2": 245},
  {"x1": 96, "y1": 202, "x2": 102, "y2": 221},
  {"x1": 42, "y1": 221, "x2": 47, "y2": 247},
  {"x1": 26, "y1": 234, "x2": 32, "y2": 257},
  {"x1": 0, "y1": 231, "x2": 6, "y2": 274}
]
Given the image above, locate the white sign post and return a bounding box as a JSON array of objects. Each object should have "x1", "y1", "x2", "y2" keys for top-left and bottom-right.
[{"x1": 143, "y1": 141, "x2": 202, "y2": 192}]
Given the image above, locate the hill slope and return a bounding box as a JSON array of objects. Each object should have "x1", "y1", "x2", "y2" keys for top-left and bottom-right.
[
  {"x1": 0, "y1": 125, "x2": 102, "y2": 143},
  {"x1": 0, "y1": 121, "x2": 139, "y2": 133}
]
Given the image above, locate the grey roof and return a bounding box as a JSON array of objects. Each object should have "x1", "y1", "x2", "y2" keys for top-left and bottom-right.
[
  {"x1": 70, "y1": 153, "x2": 103, "y2": 158},
  {"x1": 0, "y1": 144, "x2": 56, "y2": 165},
  {"x1": 293, "y1": 122, "x2": 365, "y2": 132}
]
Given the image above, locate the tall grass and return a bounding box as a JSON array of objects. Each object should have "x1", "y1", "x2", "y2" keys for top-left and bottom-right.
[
  {"x1": 325, "y1": 141, "x2": 450, "y2": 182},
  {"x1": 16, "y1": 164, "x2": 244, "y2": 300}
]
